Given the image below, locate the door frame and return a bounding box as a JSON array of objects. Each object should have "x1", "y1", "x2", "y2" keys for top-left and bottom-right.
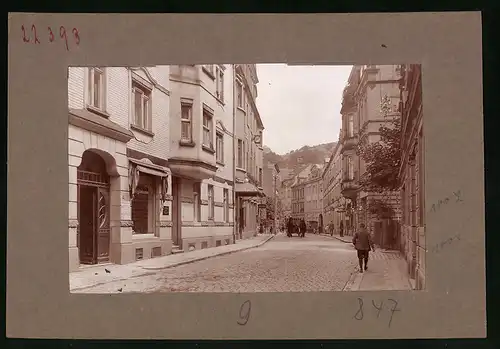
[{"x1": 77, "y1": 169, "x2": 111, "y2": 265}]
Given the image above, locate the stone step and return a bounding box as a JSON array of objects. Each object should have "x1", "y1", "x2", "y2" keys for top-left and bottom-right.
[{"x1": 171, "y1": 245, "x2": 184, "y2": 254}]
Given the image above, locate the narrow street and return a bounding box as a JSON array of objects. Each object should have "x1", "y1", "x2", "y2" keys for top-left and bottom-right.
[{"x1": 79, "y1": 234, "x2": 359, "y2": 293}]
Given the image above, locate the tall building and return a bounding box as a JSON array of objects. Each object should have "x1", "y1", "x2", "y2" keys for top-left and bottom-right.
[
  {"x1": 68, "y1": 66, "x2": 172, "y2": 272},
  {"x1": 398, "y1": 64, "x2": 425, "y2": 290},
  {"x1": 67, "y1": 64, "x2": 266, "y2": 272},
  {"x1": 303, "y1": 164, "x2": 324, "y2": 231},
  {"x1": 277, "y1": 168, "x2": 295, "y2": 224},
  {"x1": 339, "y1": 65, "x2": 401, "y2": 238},
  {"x1": 233, "y1": 64, "x2": 266, "y2": 240},
  {"x1": 290, "y1": 164, "x2": 319, "y2": 225},
  {"x1": 168, "y1": 64, "x2": 235, "y2": 252},
  {"x1": 322, "y1": 142, "x2": 345, "y2": 235}
]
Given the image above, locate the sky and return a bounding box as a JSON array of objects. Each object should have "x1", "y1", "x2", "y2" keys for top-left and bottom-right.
[{"x1": 255, "y1": 64, "x2": 352, "y2": 155}]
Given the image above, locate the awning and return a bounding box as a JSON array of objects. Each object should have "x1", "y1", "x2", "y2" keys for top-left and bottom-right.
[
  {"x1": 129, "y1": 159, "x2": 169, "y2": 201},
  {"x1": 235, "y1": 182, "x2": 264, "y2": 197},
  {"x1": 136, "y1": 165, "x2": 168, "y2": 178}
]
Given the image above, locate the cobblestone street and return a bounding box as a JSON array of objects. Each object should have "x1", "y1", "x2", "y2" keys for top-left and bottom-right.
[{"x1": 79, "y1": 234, "x2": 359, "y2": 293}]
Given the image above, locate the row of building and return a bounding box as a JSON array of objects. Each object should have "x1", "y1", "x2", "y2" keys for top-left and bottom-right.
[
  {"x1": 67, "y1": 64, "x2": 270, "y2": 272},
  {"x1": 277, "y1": 64, "x2": 425, "y2": 290}
]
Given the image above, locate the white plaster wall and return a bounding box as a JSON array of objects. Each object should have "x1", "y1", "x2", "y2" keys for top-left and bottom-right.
[{"x1": 68, "y1": 66, "x2": 171, "y2": 161}]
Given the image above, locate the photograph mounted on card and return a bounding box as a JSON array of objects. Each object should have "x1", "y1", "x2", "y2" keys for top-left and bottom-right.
[{"x1": 7, "y1": 12, "x2": 484, "y2": 340}]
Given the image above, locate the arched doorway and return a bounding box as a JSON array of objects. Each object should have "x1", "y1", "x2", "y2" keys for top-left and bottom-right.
[{"x1": 77, "y1": 150, "x2": 111, "y2": 265}]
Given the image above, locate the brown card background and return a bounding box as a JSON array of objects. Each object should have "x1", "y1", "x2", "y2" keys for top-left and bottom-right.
[{"x1": 7, "y1": 12, "x2": 485, "y2": 339}]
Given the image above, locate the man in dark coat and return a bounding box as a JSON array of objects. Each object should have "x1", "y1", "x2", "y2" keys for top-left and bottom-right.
[
  {"x1": 287, "y1": 217, "x2": 294, "y2": 237},
  {"x1": 299, "y1": 219, "x2": 307, "y2": 238},
  {"x1": 352, "y1": 223, "x2": 374, "y2": 272}
]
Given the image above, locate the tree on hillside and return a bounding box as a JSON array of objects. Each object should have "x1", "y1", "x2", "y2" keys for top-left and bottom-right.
[{"x1": 356, "y1": 95, "x2": 402, "y2": 218}]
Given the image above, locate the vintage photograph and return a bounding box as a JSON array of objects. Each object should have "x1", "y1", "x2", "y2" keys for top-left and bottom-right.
[{"x1": 68, "y1": 63, "x2": 424, "y2": 294}]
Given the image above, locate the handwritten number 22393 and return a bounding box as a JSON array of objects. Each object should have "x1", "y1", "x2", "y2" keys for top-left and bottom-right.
[{"x1": 21, "y1": 24, "x2": 80, "y2": 51}]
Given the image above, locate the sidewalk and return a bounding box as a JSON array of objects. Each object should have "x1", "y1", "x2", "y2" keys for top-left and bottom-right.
[
  {"x1": 70, "y1": 233, "x2": 275, "y2": 292},
  {"x1": 343, "y1": 250, "x2": 413, "y2": 291}
]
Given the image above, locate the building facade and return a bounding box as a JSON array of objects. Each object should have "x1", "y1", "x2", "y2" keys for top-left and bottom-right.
[
  {"x1": 68, "y1": 66, "x2": 172, "y2": 272},
  {"x1": 68, "y1": 64, "x2": 265, "y2": 272},
  {"x1": 322, "y1": 142, "x2": 346, "y2": 235},
  {"x1": 278, "y1": 171, "x2": 295, "y2": 224},
  {"x1": 303, "y1": 165, "x2": 324, "y2": 231},
  {"x1": 168, "y1": 64, "x2": 235, "y2": 253},
  {"x1": 291, "y1": 179, "x2": 305, "y2": 224},
  {"x1": 233, "y1": 64, "x2": 266, "y2": 240},
  {"x1": 398, "y1": 64, "x2": 425, "y2": 290},
  {"x1": 339, "y1": 65, "x2": 401, "y2": 238}
]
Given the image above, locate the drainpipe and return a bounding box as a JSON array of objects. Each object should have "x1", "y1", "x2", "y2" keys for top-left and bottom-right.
[{"x1": 232, "y1": 64, "x2": 237, "y2": 244}]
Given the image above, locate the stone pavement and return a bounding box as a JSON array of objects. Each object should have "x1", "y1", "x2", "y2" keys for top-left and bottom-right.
[
  {"x1": 70, "y1": 233, "x2": 275, "y2": 292},
  {"x1": 73, "y1": 233, "x2": 358, "y2": 293},
  {"x1": 342, "y1": 250, "x2": 413, "y2": 291}
]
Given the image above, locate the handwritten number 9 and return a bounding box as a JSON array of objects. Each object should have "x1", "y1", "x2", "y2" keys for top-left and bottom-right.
[
  {"x1": 60, "y1": 26, "x2": 69, "y2": 51},
  {"x1": 48, "y1": 27, "x2": 55, "y2": 42},
  {"x1": 354, "y1": 298, "x2": 364, "y2": 320},
  {"x1": 72, "y1": 28, "x2": 80, "y2": 45},
  {"x1": 237, "y1": 300, "x2": 251, "y2": 326}
]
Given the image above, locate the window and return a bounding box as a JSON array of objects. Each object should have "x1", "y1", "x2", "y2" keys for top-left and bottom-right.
[
  {"x1": 208, "y1": 185, "x2": 214, "y2": 220},
  {"x1": 223, "y1": 188, "x2": 229, "y2": 222},
  {"x1": 237, "y1": 139, "x2": 243, "y2": 168},
  {"x1": 236, "y1": 80, "x2": 243, "y2": 108},
  {"x1": 88, "y1": 67, "x2": 104, "y2": 110},
  {"x1": 347, "y1": 157, "x2": 354, "y2": 180},
  {"x1": 193, "y1": 182, "x2": 201, "y2": 222},
  {"x1": 132, "y1": 81, "x2": 152, "y2": 131},
  {"x1": 216, "y1": 66, "x2": 224, "y2": 101},
  {"x1": 180, "y1": 102, "x2": 192, "y2": 142},
  {"x1": 202, "y1": 109, "x2": 213, "y2": 148},
  {"x1": 131, "y1": 175, "x2": 156, "y2": 235},
  {"x1": 348, "y1": 114, "x2": 354, "y2": 137},
  {"x1": 216, "y1": 132, "x2": 224, "y2": 164}
]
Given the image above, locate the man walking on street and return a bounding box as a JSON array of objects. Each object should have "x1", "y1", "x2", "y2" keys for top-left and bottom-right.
[
  {"x1": 299, "y1": 219, "x2": 307, "y2": 238},
  {"x1": 352, "y1": 223, "x2": 374, "y2": 273}
]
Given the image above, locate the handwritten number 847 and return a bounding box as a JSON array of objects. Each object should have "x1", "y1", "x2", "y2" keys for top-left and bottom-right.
[
  {"x1": 354, "y1": 298, "x2": 401, "y2": 328},
  {"x1": 21, "y1": 24, "x2": 80, "y2": 51}
]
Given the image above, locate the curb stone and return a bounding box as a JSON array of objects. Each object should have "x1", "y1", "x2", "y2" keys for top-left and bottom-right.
[
  {"x1": 140, "y1": 234, "x2": 276, "y2": 271},
  {"x1": 342, "y1": 266, "x2": 363, "y2": 291},
  {"x1": 71, "y1": 235, "x2": 275, "y2": 292},
  {"x1": 319, "y1": 233, "x2": 352, "y2": 244}
]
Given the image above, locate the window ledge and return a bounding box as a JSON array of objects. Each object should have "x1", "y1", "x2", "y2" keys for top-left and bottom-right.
[
  {"x1": 132, "y1": 233, "x2": 157, "y2": 240},
  {"x1": 86, "y1": 105, "x2": 111, "y2": 119},
  {"x1": 131, "y1": 124, "x2": 155, "y2": 137},
  {"x1": 216, "y1": 161, "x2": 225, "y2": 166},
  {"x1": 179, "y1": 140, "x2": 196, "y2": 147},
  {"x1": 202, "y1": 145, "x2": 216, "y2": 154},
  {"x1": 237, "y1": 106, "x2": 246, "y2": 113},
  {"x1": 236, "y1": 167, "x2": 246, "y2": 173}
]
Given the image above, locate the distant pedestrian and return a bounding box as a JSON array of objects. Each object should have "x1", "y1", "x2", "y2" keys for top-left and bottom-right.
[
  {"x1": 339, "y1": 221, "x2": 344, "y2": 237},
  {"x1": 299, "y1": 219, "x2": 307, "y2": 238},
  {"x1": 287, "y1": 217, "x2": 294, "y2": 237},
  {"x1": 352, "y1": 223, "x2": 374, "y2": 273}
]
